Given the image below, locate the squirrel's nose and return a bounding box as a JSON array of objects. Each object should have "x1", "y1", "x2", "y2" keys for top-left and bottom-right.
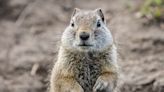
[{"x1": 80, "y1": 32, "x2": 90, "y2": 41}]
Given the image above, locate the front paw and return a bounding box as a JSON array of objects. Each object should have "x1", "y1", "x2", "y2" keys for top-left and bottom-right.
[
  {"x1": 71, "y1": 82, "x2": 84, "y2": 92},
  {"x1": 93, "y1": 78, "x2": 112, "y2": 92}
]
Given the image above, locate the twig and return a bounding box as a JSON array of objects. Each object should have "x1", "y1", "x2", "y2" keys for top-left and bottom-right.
[{"x1": 31, "y1": 63, "x2": 39, "y2": 76}]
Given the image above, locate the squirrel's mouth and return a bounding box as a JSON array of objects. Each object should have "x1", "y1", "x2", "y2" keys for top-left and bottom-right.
[
  {"x1": 78, "y1": 43, "x2": 93, "y2": 47},
  {"x1": 78, "y1": 44, "x2": 92, "y2": 47}
]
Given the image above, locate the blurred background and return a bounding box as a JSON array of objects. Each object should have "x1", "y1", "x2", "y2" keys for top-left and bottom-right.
[{"x1": 0, "y1": 0, "x2": 164, "y2": 92}]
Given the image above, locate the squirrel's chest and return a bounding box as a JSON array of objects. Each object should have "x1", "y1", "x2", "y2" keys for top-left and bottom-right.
[{"x1": 73, "y1": 58, "x2": 101, "y2": 92}]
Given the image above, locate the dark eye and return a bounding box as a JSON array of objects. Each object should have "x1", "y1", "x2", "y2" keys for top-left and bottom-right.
[
  {"x1": 97, "y1": 21, "x2": 101, "y2": 28},
  {"x1": 71, "y1": 22, "x2": 74, "y2": 27}
]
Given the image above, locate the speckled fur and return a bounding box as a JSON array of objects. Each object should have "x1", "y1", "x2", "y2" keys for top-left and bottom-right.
[
  {"x1": 50, "y1": 8, "x2": 119, "y2": 92},
  {"x1": 50, "y1": 46, "x2": 118, "y2": 92},
  {"x1": 70, "y1": 47, "x2": 117, "y2": 92}
]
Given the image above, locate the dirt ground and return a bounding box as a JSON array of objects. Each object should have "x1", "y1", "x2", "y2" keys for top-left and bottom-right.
[{"x1": 0, "y1": 0, "x2": 164, "y2": 92}]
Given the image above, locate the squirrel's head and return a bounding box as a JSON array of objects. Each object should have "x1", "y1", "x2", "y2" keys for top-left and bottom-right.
[{"x1": 62, "y1": 8, "x2": 113, "y2": 52}]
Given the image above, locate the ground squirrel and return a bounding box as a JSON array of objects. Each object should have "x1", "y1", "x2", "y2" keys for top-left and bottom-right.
[{"x1": 50, "y1": 8, "x2": 119, "y2": 92}]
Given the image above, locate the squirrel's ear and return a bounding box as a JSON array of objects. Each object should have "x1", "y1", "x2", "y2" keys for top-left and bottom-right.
[
  {"x1": 72, "y1": 8, "x2": 80, "y2": 17},
  {"x1": 95, "y1": 8, "x2": 105, "y2": 22}
]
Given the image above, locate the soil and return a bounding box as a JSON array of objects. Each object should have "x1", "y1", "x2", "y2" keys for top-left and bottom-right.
[{"x1": 0, "y1": 0, "x2": 164, "y2": 92}]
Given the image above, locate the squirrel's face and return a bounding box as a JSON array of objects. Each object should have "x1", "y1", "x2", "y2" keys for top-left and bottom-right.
[{"x1": 62, "y1": 8, "x2": 113, "y2": 52}]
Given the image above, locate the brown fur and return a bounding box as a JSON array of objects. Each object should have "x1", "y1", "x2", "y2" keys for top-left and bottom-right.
[{"x1": 50, "y1": 8, "x2": 119, "y2": 92}]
